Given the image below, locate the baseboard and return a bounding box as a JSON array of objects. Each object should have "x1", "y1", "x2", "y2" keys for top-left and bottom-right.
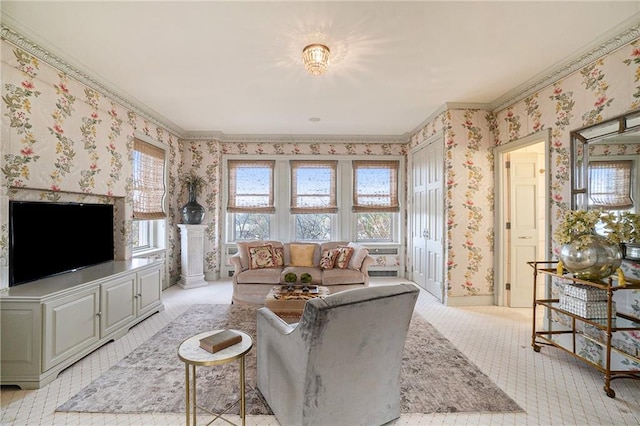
[{"x1": 446, "y1": 295, "x2": 494, "y2": 306}]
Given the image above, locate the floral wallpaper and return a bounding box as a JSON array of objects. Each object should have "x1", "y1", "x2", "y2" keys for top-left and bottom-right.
[
  {"x1": 407, "y1": 39, "x2": 640, "y2": 360},
  {"x1": 179, "y1": 140, "x2": 407, "y2": 279},
  {"x1": 0, "y1": 40, "x2": 182, "y2": 288},
  {"x1": 2, "y1": 30, "x2": 640, "y2": 361},
  {"x1": 409, "y1": 39, "x2": 640, "y2": 304}
]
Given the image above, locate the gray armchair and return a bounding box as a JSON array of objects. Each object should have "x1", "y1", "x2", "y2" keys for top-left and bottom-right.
[{"x1": 256, "y1": 283, "x2": 419, "y2": 426}]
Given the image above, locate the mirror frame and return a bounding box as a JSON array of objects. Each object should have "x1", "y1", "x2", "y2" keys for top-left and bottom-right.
[{"x1": 571, "y1": 109, "x2": 640, "y2": 210}]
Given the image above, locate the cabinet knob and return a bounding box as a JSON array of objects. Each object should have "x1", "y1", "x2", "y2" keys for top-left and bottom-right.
[{"x1": 96, "y1": 311, "x2": 102, "y2": 316}]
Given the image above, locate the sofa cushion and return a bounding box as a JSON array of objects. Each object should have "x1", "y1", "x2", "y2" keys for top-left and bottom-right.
[
  {"x1": 334, "y1": 246, "x2": 354, "y2": 269},
  {"x1": 273, "y1": 246, "x2": 284, "y2": 267},
  {"x1": 236, "y1": 268, "x2": 282, "y2": 284},
  {"x1": 248, "y1": 244, "x2": 275, "y2": 269},
  {"x1": 347, "y1": 242, "x2": 369, "y2": 270},
  {"x1": 236, "y1": 240, "x2": 266, "y2": 271},
  {"x1": 319, "y1": 249, "x2": 338, "y2": 270},
  {"x1": 321, "y1": 268, "x2": 365, "y2": 286},
  {"x1": 289, "y1": 243, "x2": 316, "y2": 266}
]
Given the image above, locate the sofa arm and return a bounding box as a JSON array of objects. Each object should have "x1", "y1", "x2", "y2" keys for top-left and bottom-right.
[
  {"x1": 360, "y1": 254, "x2": 375, "y2": 275},
  {"x1": 229, "y1": 254, "x2": 243, "y2": 276}
]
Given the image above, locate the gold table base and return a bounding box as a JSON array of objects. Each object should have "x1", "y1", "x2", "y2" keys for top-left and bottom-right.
[{"x1": 177, "y1": 330, "x2": 253, "y2": 426}]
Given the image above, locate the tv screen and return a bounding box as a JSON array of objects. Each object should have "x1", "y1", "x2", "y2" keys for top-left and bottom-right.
[{"x1": 9, "y1": 201, "x2": 115, "y2": 286}]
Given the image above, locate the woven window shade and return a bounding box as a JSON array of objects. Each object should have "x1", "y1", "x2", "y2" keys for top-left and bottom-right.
[
  {"x1": 290, "y1": 160, "x2": 338, "y2": 214},
  {"x1": 133, "y1": 139, "x2": 166, "y2": 219},
  {"x1": 352, "y1": 160, "x2": 400, "y2": 213},
  {"x1": 589, "y1": 160, "x2": 634, "y2": 209},
  {"x1": 227, "y1": 160, "x2": 275, "y2": 213}
]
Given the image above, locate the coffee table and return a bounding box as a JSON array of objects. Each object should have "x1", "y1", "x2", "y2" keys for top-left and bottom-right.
[
  {"x1": 265, "y1": 285, "x2": 329, "y2": 320},
  {"x1": 177, "y1": 329, "x2": 253, "y2": 426}
]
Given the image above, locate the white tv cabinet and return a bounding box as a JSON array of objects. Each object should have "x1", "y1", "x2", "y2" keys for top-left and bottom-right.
[{"x1": 0, "y1": 259, "x2": 164, "y2": 389}]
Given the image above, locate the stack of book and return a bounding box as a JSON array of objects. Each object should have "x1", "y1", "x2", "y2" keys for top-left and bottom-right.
[{"x1": 199, "y1": 330, "x2": 242, "y2": 354}]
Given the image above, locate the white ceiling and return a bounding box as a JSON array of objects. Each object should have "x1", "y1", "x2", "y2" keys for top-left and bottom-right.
[{"x1": 2, "y1": 1, "x2": 640, "y2": 139}]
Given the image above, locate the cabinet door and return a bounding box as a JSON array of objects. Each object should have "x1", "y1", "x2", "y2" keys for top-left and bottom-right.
[
  {"x1": 43, "y1": 286, "x2": 100, "y2": 370},
  {"x1": 101, "y1": 273, "x2": 136, "y2": 337},
  {"x1": 0, "y1": 302, "x2": 41, "y2": 379},
  {"x1": 137, "y1": 265, "x2": 162, "y2": 318}
]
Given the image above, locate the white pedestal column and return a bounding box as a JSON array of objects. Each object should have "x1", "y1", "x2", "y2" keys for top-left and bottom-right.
[{"x1": 178, "y1": 224, "x2": 208, "y2": 289}]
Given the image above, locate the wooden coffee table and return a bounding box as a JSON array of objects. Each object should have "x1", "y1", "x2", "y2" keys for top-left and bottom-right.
[{"x1": 265, "y1": 285, "x2": 329, "y2": 321}]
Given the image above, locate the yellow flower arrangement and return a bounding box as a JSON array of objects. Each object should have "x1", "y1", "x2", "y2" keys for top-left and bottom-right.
[{"x1": 554, "y1": 209, "x2": 603, "y2": 250}]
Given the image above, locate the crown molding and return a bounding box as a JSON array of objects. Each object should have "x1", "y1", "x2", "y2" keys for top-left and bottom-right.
[
  {"x1": 407, "y1": 102, "x2": 493, "y2": 136},
  {"x1": 182, "y1": 132, "x2": 409, "y2": 144},
  {"x1": 490, "y1": 13, "x2": 640, "y2": 113},
  {"x1": 0, "y1": 20, "x2": 187, "y2": 138},
  {"x1": 2, "y1": 10, "x2": 640, "y2": 143}
]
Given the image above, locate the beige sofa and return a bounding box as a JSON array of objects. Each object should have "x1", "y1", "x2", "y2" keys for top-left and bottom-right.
[{"x1": 230, "y1": 240, "x2": 374, "y2": 305}]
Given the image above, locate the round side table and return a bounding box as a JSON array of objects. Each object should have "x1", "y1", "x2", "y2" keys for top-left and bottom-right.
[{"x1": 177, "y1": 329, "x2": 253, "y2": 426}]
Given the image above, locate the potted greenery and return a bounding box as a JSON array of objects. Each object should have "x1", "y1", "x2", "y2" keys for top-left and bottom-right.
[
  {"x1": 300, "y1": 272, "x2": 312, "y2": 292},
  {"x1": 284, "y1": 272, "x2": 297, "y2": 291}
]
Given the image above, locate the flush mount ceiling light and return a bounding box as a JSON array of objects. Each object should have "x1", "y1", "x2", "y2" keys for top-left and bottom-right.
[{"x1": 302, "y1": 44, "x2": 331, "y2": 76}]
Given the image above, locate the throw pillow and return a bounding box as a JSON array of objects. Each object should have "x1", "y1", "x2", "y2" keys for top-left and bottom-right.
[
  {"x1": 290, "y1": 244, "x2": 315, "y2": 267},
  {"x1": 248, "y1": 244, "x2": 275, "y2": 269},
  {"x1": 347, "y1": 242, "x2": 369, "y2": 270},
  {"x1": 319, "y1": 249, "x2": 338, "y2": 270},
  {"x1": 334, "y1": 246, "x2": 354, "y2": 269},
  {"x1": 273, "y1": 247, "x2": 284, "y2": 267}
]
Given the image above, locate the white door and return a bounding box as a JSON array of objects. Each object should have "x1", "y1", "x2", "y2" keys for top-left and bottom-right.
[
  {"x1": 509, "y1": 152, "x2": 540, "y2": 307},
  {"x1": 424, "y1": 141, "x2": 444, "y2": 302},
  {"x1": 411, "y1": 146, "x2": 427, "y2": 289}
]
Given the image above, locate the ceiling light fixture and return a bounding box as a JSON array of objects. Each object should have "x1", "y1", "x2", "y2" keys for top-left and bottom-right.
[{"x1": 302, "y1": 44, "x2": 330, "y2": 76}]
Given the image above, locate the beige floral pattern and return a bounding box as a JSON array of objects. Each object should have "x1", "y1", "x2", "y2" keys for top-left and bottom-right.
[
  {"x1": 248, "y1": 244, "x2": 275, "y2": 269},
  {"x1": 2, "y1": 49, "x2": 41, "y2": 188}
]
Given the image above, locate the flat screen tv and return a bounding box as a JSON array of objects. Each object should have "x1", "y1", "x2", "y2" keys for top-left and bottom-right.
[{"x1": 9, "y1": 201, "x2": 115, "y2": 287}]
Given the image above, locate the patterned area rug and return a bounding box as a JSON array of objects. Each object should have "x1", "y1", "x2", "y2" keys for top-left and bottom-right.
[{"x1": 57, "y1": 304, "x2": 522, "y2": 415}]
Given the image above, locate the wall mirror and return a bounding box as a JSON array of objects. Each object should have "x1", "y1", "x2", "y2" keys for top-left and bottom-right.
[{"x1": 571, "y1": 109, "x2": 640, "y2": 212}]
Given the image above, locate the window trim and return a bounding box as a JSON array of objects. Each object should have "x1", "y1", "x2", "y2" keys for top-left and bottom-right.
[
  {"x1": 222, "y1": 155, "x2": 404, "y2": 244},
  {"x1": 131, "y1": 133, "x2": 168, "y2": 256},
  {"x1": 352, "y1": 160, "x2": 400, "y2": 213},
  {"x1": 133, "y1": 138, "x2": 167, "y2": 219},
  {"x1": 227, "y1": 159, "x2": 276, "y2": 214},
  {"x1": 588, "y1": 159, "x2": 634, "y2": 210},
  {"x1": 290, "y1": 160, "x2": 338, "y2": 214}
]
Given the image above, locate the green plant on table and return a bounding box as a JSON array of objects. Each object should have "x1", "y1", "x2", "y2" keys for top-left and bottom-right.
[
  {"x1": 284, "y1": 272, "x2": 297, "y2": 283},
  {"x1": 300, "y1": 273, "x2": 312, "y2": 284}
]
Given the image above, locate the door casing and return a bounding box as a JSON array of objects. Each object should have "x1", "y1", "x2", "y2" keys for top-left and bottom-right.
[{"x1": 494, "y1": 129, "x2": 552, "y2": 307}]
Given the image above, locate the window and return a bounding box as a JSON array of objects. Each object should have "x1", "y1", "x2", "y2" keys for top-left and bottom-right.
[
  {"x1": 353, "y1": 160, "x2": 399, "y2": 241},
  {"x1": 589, "y1": 160, "x2": 634, "y2": 210},
  {"x1": 291, "y1": 160, "x2": 337, "y2": 240},
  {"x1": 228, "y1": 160, "x2": 275, "y2": 240},
  {"x1": 224, "y1": 156, "x2": 402, "y2": 244},
  {"x1": 132, "y1": 138, "x2": 166, "y2": 253}
]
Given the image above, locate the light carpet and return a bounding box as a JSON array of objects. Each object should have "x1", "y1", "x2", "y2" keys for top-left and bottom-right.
[{"x1": 57, "y1": 304, "x2": 522, "y2": 415}]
